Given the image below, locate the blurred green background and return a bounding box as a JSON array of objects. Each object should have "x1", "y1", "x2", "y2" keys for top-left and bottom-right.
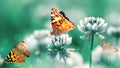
[{"x1": 0, "y1": 0, "x2": 120, "y2": 68}]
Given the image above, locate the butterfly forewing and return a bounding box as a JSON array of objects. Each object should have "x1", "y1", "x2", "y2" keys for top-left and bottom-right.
[
  {"x1": 6, "y1": 41, "x2": 30, "y2": 63},
  {"x1": 51, "y1": 8, "x2": 74, "y2": 35},
  {"x1": 16, "y1": 41, "x2": 30, "y2": 57}
]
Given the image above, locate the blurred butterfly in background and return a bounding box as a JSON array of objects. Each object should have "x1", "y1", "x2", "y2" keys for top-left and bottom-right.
[
  {"x1": 5, "y1": 41, "x2": 30, "y2": 63},
  {"x1": 101, "y1": 42, "x2": 118, "y2": 54},
  {"x1": 51, "y1": 8, "x2": 75, "y2": 36}
]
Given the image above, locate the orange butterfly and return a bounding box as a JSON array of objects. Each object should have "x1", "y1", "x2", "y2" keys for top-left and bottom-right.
[
  {"x1": 101, "y1": 42, "x2": 118, "y2": 54},
  {"x1": 51, "y1": 8, "x2": 75, "y2": 35},
  {"x1": 6, "y1": 41, "x2": 30, "y2": 63}
]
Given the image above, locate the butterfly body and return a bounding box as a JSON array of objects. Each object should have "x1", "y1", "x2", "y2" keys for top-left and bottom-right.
[
  {"x1": 51, "y1": 8, "x2": 75, "y2": 35},
  {"x1": 6, "y1": 41, "x2": 30, "y2": 63}
]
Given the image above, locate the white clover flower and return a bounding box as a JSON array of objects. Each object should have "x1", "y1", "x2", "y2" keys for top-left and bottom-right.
[
  {"x1": 92, "y1": 46, "x2": 102, "y2": 62},
  {"x1": 0, "y1": 55, "x2": 4, "y2": 66},
  {"x1": 48, "y1": 34, "x2": 72, "y2": 61},
  {"x1": 77, "y1": 17, "x2": 107, "y2": 40},
  {"x1": 56, "y1": 52, "x2": 84, "y2": 68},
  {"x1": 106, "y1": 11, "x2": 120, "y2": 25},
  {"x1": 51, "y1": 34, "x2": 72, "y2": 47},
  {"x1": 33, "y1": 29, "x2": 52, "y2": 45},
  {"x1": 24, "y1": 29, "x2": 52, "y2": 50},
  {"x1": 24, "y1": 35, "x2": 38, "y2": 50},
  {"x1": 107, "y1": 26, "x2": 120, "y2": 38}
]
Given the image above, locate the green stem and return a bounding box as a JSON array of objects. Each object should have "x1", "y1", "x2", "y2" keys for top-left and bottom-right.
[
  {"x1": 115, "y1": 38, "x2": 119, "y2": 46},
  {"x1": 90, "y1": 32, "x2": 94, "y2": 68},
  {"x1": 63, "y1": 56, "x2": 68, "y2": 68}
]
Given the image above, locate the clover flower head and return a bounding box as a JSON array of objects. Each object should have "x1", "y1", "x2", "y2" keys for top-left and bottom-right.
[
  {"x1": 107, "y1": 26, "x2": 120, "y2": 38},
  {"x1": 78, "y1": 17, "x2": 107, "y2": 33},
  {"x1": 24, "y1": 29, "x2": 52, "y2": 50},
  {"x1": 33, "y1": 29, "x2": 52, "y2": 45},
  {"x1": 48, "y1": 34, "x2": 72, "y2": 60},
  {"x1": 33, "y1": 30, "x2": 51, "y2": 38},
  {"x1": 0, "y1": 55, "x2": 4, "y2": 66},
  {"x1": 51, "y1": 34, "x2": 72, "y2": 47},
  {"x1": 77, "y1": 17, "x2": 107, "y2": 40}
]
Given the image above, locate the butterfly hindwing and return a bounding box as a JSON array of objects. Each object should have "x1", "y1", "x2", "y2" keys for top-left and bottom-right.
[
  {"x1": 51, "y1": 8, "x2": 74, "y2": 35},
  {"x1": 6, "y1": 49, "x2": 25, "y2": 63},
  {"x1": 6, "y1": 41, "x2": 30, "y2": 63}
]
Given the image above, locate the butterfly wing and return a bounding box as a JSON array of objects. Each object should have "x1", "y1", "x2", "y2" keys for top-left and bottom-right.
[
  {"x1": 101, "y1": 42, "x2": 109, "y2": 50},
  {"x1": 109, "y1": 44, "x2": 118, "y2": 52},
  {"x1": 101, "y1": 42, "x2": 118, "y2": 54},
  {"x1": 17, "y1": 41, "x2": 30, "y2": 57},
  {"x1": 6, "y1": 48, "x2": 25, "y2": 63},
  {"x1": 51, "y1": 8, "x2": 74, "y2": 35},
  {"x1": 6, "y1": 41, "x2": 30, "y2": 63}
]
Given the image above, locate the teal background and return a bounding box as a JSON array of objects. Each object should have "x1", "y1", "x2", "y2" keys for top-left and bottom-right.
[{"x1": 0, "y1": 0, "x2": 120, "y2": 68}]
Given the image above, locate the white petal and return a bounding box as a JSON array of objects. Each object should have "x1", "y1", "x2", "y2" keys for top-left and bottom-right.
[{"x1": 92, "y1": 23, "x2": 97, "y2": 30}]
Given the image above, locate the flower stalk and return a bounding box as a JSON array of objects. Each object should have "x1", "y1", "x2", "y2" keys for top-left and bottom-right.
[
  {"x1": 115, "y1": 37, "x2": 119, "y2": 46},
  {"x1": 62, "y1": 55, "x2": 68, "y2": 68},
  {"x1": 90, "y1": 32, "x2": 94, "y2": 68}
]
